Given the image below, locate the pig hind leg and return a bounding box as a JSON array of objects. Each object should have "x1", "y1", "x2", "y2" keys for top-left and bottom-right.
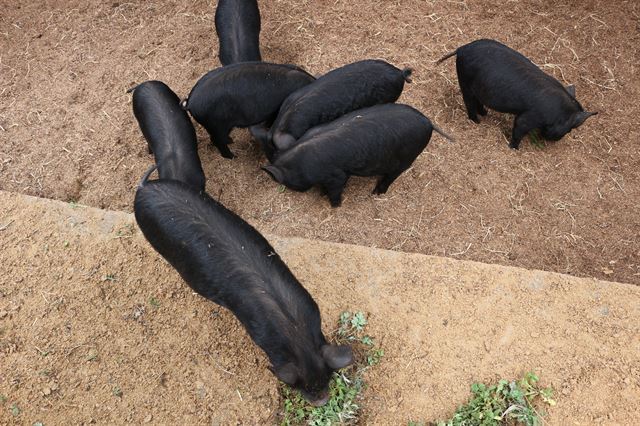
[
  {"x1": 372, "y1": 168, "x2": 405, "y2": 195},
  {"x1": 456, "y1": 61, "x2": 484, "y2": 123}
]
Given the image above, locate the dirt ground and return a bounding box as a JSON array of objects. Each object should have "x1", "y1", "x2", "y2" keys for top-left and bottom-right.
[
  {"x1": 1, "y1": 192, "x2": 639, "y2": 425},
  {"x1": 1, "y1": 0, "x2": 638, "y2": 286}
]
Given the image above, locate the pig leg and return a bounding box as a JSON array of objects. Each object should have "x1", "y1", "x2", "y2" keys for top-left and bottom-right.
[
  {"x1": 372, "y1": 169, "x2": 404, "y2": 195},
  {"x1": 509, "y1": 113, "x2": 537, "y2": 150},
  {"x1": 461, "y1": 88, "x2": 483, "y2": 123},
  {"x1": 210, "y1": 126, "x2": 235, "y2": 159},
  {"x1": 323, "y1": 172, "x2": 348, "y2": 208},
  {"x1": 457, "y1": 62, "x2": 482, "y2": 123}
]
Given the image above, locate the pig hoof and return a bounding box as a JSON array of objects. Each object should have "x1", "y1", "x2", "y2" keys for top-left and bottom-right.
[{"x1": 219, "y1": 149, "x2": 235, "y2": 159}]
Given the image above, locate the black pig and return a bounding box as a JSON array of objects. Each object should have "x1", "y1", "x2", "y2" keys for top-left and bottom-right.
[
  {"x1": 181, "y1": 62, "x2": 316, "y2": 159},
  {"x1": 265, "y1": 59, "x2": 413, "y2": 155},
  {"x1": 262, "y1": 103, "x2": 453, "y2": 207},
  {"x1": 128, "y1": 81, "x2": 205, "y2": 192},
  {"x1": 437, "y1": 39, "x2": 597, "y2": 149},
  {"x1": 134, "y1": 167, "x2": 353, "y2": 405},
  {"x1": 215, "y1": 0, "x2": 261, "y2": 65}
]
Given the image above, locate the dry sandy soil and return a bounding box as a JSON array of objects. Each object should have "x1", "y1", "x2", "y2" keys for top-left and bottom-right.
[
  {"x1": 1, "y1": 192, "x2": 639, "y2": 425},
  {"x1": 1, "y1": 0, "x2": 639, "y2": 285},
  {"x1": 1, "y1": 0, "x2": 640, "y2": 424}
]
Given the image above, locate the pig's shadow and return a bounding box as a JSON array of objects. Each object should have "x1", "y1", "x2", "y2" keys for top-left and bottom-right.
[{"x1": 441, "y1": 88, "x2": 516, "y2": 142}]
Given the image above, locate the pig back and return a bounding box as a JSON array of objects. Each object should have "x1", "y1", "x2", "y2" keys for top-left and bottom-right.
[
  {"x1": 185, "y1": 62, "x2": 315, "y2": 118},
  {"x1": 133, "y1": 180, "x2": 317, "y2": 317},
  {"x1": 284, "y1": 103, "x2": 433, "y2": 175}
]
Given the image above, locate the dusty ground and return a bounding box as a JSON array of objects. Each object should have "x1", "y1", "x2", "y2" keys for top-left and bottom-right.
[
  {"x1": 1, "y1": 192, "x2": 639, "y2": 424},
  {"x1": 1, "y1": 0, "x2": 638, "y2": 286}
]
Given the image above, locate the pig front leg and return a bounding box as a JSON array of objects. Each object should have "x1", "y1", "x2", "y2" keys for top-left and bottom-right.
[
  {"x1": 323, "y1": 171, "x2": 348, "y2": 208},
  {"x1": 372, "y1": 169, "x2": 404, "y2": 195},
  {"x1": 509, "y1": 113, "x2": 537, "y2": 150}
]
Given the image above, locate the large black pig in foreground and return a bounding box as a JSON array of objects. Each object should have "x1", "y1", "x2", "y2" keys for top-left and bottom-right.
[
  {"x1": 127, "y1": 81, "x2": 205, "y2": 192},
  {"x1": 215, "y1": 0, "x2": 261, "y2": 65},
  {"x1": 437, "y1": 38, "x2": 597, "y2": 149},
  {"x1": 134, "y1": 167, "x2": 353, "y2": 406},
  {"x1": 262, "y1": 103, "x2": 453, "y2": 207},
  {"x1": 262, "y1": 59, "x2": 413, "y2": 156},
  {"x1": 181, "y1": 62, "x2": 316, "y2": 158}
]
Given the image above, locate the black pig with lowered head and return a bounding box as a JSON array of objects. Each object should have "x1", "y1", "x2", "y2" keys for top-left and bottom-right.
[
  {"x1": 437, "y1": 39, "x2": 597, "y2": 149},
  {"x1": 260, "y1": 59, "x2": 413, "y2": 158},
  {"x1": 127, "y1": 81, "x2": 205, "y2": 192},
  {"x1": 215, "y1": 0, "x2": 261, "y2": 65},
  {"x1": 181, "y1": 62, "x2": 316, "y2": 159},
  {"x1": 134, "y1": 166, "x2": 353, "y2": 406},
  {"x1": 262, "y1": 103, "x2": 453, "y2": 207}
]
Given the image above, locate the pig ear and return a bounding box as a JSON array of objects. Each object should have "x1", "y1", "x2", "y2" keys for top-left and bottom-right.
[
  {"x1": 272, "y1": 363, "x2": 299, "y2": 385},
  {"x1": 572, "y1": 111, "x2": 598, "y2": 129},
  {"x1": 565, "y1": 84, "x2": 576, "y2": 97},
  {"x1": 261, "y1": 165, "x2": 284, "y2": 184},
  {"x1": 321, "y1": 345, "x2": 354, "y2": 370}
]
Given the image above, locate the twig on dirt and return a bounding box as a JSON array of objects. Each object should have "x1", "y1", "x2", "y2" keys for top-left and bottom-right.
[
  {"x1": 0, "y1": 220, "x2": 14, "y2": 231},
  {"x1": 66, "y1": 343, "x2": 93, "y2": 357},
  {"x1": 112, "y1": 156, "x2": 125, "y2": 171},
  {"x1": 581, "y1": 13, "x2": 608, "y2": 27},
  {"x1": 449, "y1": 242, "x2": 472, "y2": 256},
  {"x1": 102, "y1": 110, "x2": 118, "y2": 129},
  {"x1": 580, "y1": 75, "x2": 615, "y2": 91},
  {"x1": 610, "y1": 175, "x2": 625, "y2": 193},
  {"x1": 209, "y1": 355, "x2": 235, "y2": 376},
  {"x1": 484, "y1": 248, "x2": 510, "y2": 256},
  {"x1": 236, "y1": 389, "x2": 243, "y2": 402},
  {"x1": 430, "y1": 205, "x2": 445, "y2": 220},
  {"x1": 34, "y1": 346, "x2": 49, "y2": 356}
]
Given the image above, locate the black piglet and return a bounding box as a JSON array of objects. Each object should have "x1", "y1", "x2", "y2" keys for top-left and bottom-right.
[
  {"x1": 134, "y1": 167, "x2": 353, "y2": 406},
  {"x1": 128, "y1": 81, "x2": 205, "y2": 191}
]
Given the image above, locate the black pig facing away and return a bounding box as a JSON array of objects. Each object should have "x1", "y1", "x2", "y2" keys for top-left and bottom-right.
[
  {"x1": 264, "y1": 59, "x2": 413, "y2": 158},
  {"x1": 438, "y1": 39, "x2": 597, "y2": 149},
  {"x1": 215, "y1": 0, "x2": 261, "y2": 65},
  {"x1": 262, "y1": 103, "x2": 453, "y2": 207},
  {"x1": 182, "y1": 62, "x2": 316, "y2": 159},
  {"x1": 128, "y1": 81, "x2": 205, "y2": 192},
  {"x1": 134, "y1": 168, "x2": 353, "y2": 406}
]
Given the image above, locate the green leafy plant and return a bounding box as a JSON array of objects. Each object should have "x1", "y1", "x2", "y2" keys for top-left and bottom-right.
[
  {"x1": 148, "y1": 297, "x2": 160, "y2": 308},
  {"x1": 436, "y1": 372, "x2": 555, "y2": 426},
  {"x1": 528, "y1": 130, "x2": 544, "y2": 149},
  {"x1": 280, "y1": 311, "x2": 383, "y2": 425},
  {"x1": 10, "y1": 403, "x2": 20, "y2": 416},
  {"x1": 112, "y1": 386, "x2": 123, "y2": 398}
]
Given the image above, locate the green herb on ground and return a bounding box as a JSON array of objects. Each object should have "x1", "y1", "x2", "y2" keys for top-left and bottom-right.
[
  {"x1": 280, "y1": 311, "x2": 383, "y2": 425},
  {"x1": 435, "y1": 372, "x2": 555, "y2": 426}
]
